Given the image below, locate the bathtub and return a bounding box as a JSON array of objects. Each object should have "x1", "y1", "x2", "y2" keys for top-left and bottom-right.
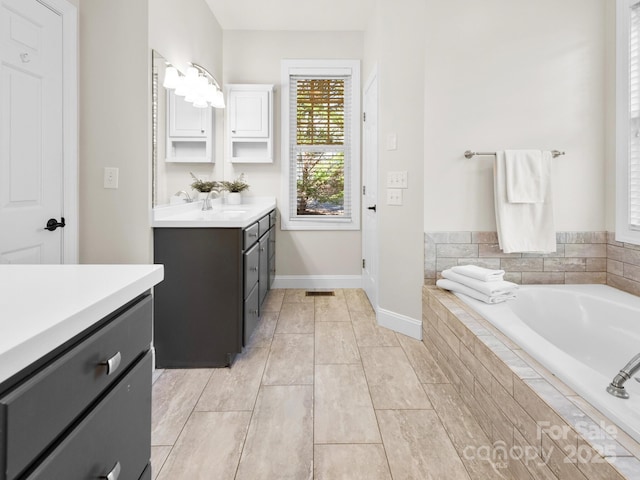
[{"x1": 454, "y1": 284, "x2": 640, "y2": 443}]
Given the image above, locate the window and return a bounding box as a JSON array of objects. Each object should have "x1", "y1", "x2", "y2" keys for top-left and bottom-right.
[
  {"x1": 617, "y1": 0, "x2": 640, "y2": 243},
  {"x1": 281, "y1": 60, "x2": 360, "y2": 230}
]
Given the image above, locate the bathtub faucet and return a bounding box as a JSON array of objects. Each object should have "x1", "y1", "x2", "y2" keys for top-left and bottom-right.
[{"x1": 606, "y1": 352, "x2": 640, "y2": 399}]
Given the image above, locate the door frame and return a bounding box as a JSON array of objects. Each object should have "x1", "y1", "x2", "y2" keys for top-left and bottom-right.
[
  {"x1": 362, "y1": 66, "x2": 379, "y2": 310},
  {"x1": 39, "y1": 0, "x2": 78, "y2": 263}
]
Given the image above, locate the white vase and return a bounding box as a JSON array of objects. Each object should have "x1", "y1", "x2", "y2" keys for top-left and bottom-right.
[{"x1": 227, "y1": 192, "x2": 242, "y2": 205}]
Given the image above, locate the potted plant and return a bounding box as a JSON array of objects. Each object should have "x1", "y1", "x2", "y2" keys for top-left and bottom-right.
[
  {"x1": 190, "y1": 172, "x2": 220, "y2": 200},
  {"x1": 220, "y1": 173, "x2": 250, "y2": 205}
]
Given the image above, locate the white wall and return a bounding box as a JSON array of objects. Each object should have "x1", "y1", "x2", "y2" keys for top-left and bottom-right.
[
  {"x1": 223, "y1": 30, "x2": 364, "y2": 277},
  {"x1": 363, "y1": 0, "x2": 426, "y2": 321},
  {"x1": 423, "y1": 0, "x2": 607, "y2": 232},
  {"x1": 79, "y1": 0, "x2": 150, "y2": 263}
]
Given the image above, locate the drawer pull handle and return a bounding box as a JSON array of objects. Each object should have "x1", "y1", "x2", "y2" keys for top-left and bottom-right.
[
  {"x1": 249, "y1": 233, "x2": 258, "y2": 238},
  {"x1": 101, "y1": 351, "x2": 122, "y2": 376},
  {"x1": 250, "y1": 267, "x2": 258, "y2": 272},
  {"x1": 102, "y1": 461, "x2": 121, "y2": 480}
]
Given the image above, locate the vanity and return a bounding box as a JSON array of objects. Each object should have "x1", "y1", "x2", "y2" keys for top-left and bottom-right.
[
  {"x1": 0, "y1": 264, "x2": 164, "y2": 480},
  {"x1": 152, "y1": 197, "x2": 276, "y2": 367}
]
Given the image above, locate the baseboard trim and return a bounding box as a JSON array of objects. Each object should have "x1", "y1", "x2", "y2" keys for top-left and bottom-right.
[
  {"x1": 272, "y1": 275, "x2": 362, "y2": 289},
  {"x1": 377, "y1": 307, "x2": 422, "y2": 340}
]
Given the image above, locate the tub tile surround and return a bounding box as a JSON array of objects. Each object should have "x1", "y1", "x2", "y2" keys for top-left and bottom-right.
[
  {"x1": 425, "y1": 231, "x2": 640, "y2": 297},
  {"x1": 422, "y1": 286, "x2": 640, "y2": 480}
]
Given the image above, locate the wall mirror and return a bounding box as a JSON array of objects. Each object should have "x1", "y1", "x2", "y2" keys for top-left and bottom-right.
[{"x1": 152, "y1": 50, "x2": 221, "y2": 206}]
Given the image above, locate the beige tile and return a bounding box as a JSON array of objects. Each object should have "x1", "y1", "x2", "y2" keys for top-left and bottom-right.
[
  {"x1": 151, "y1": 446, "x2": 171, "y2": 480},
  {"x1": 437, "y1": 244, "x2": 478, "y2": 257},
  {"x1": 261, "y1": 288, "x2": 285, "y2": 311},
  {"x1": 377, "y1": 409, "x2": 471, "y2": 480},
  {"x1": 396, "y1": 333, "x2": 447, "y2": 383},
  {"x1": 275, "y1": 302, "x2": 314, "y2": 333},
  {"x1": 314, "y1": 364, "x2": 381, "y2": 444},
  {"x1": 315, "y1": 300, "x2": 351, "y2": 322},
  {"x1": 156, "y1": 411, "x2": 251, "y2": 480},
  {"x1": 607, "y1": 273, "x2": 640, "y2": 296},
  {"x1": 282, "y1": 288, "x2": 314, "y2": 303},
  {"x1": 344, "y1": 288, "x2": 375, "y2": 312},
  {"x1": 478, "y1": 243, "x2": 521, "y2": 258},
  {"x1": 521, "y1": 272, "x2": 565, "y2": 284},
  {"x1": 564, "y1": 243, "x2": 606, "y2": 258},
  {"x1": 314, "y1": 444, "x2": 391, "y2": 480},
  {"x1": 262, "y1": 334, "x2": 314, "y2": 385},
  {"x1": 424, "y1": 383, "x2": 513, "y2": 479},
  {"x1": 151, "y1": 369, "x2": 212, "y2": 446},
  {"x1": 351, "y1": 311, "x2": 399, "y2": 347},
  {"x1": 472, "y1": 231, "x2": 499, "y2": 244},
  {"x1": 195, "y1": 347, "x2": 269, "y2": 412},
  {"x1": 360, "y1": 347, "x2": 431, "y2": 409},
  {"x1": 501, "y1": 258, "x2": 543, "y2": 272},
  {"x1": 315, "y1": 322, "x2": 360, "y2": 364},
  {"x1": 236, "y1": 385, "x2": 313, "y2": 480},
  {"x1": 543, "y1": 258, "x2": 586, "y2": 272},
  {"x1": 245, "y1": 312, "x2": 278, "y2": 349},
  {"x1": 565, "y1": 272, "x2": 607, "y2": 284}
]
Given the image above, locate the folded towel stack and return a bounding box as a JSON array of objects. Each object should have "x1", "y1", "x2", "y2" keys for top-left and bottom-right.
[{"x1": 436, "y1": 265, "x2": 518, "y2": 304}]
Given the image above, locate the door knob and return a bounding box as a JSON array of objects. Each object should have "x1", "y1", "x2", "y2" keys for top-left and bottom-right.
[
  {"x1": 367, "y1": 205, "x2": 377, "y2": 212},
  {"x1": 44, "y1": 217, "x2": 66, "y2": 231}
]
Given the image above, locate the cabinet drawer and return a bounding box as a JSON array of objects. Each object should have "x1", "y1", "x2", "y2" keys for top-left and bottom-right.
[
  {"x1": 269, "y1": 255, "x2": 276, "y2": 289},
  {"x1": 244, "y1": 242, "x2": 259, "y2": 296},
  {"x1": 244, "y1": 283, "x2": 259, "y2": 346},
  {"x1": 258, "y1": 215, "x2": 270, "y2": 238},
  {"x1": 1, "y1": 296, "x2": 151, "y2": 480},
  {"x1": 269, "y1": 210, "x2": 276, "y2": 227},
  {"x1": 25, "y1": 352, "x2": 152, "y2": 480},
  {"x1": 243, "y1": 223, "x2": 259, "y2": 249}
]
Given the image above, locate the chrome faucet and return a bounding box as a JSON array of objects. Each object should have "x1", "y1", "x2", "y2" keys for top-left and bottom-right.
[
  {"x1": 607, "y1": 352, "x2": 640, "y2": 399},
  {"x1": 201, "y1": 189, "x2": 220, "y2": 211},
  {"x1": 174, "y1": 190, "x2": 193, "y2": 203}
]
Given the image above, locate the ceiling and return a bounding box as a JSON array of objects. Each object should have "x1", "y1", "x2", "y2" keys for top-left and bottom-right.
[{"x1": 204, "y1": 0, "x2": 370, "y2": 31}]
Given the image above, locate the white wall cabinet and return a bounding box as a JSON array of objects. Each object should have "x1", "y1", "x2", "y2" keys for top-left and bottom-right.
[
  {"x1": 166, "y1": 90, "x2": 214, "y2": 163},
  {"x1": 226, "y1": 84, "x2": 274, "y2": 163}
]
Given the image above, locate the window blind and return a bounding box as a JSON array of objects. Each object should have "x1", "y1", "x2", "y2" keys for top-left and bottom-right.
[
  {"x1": 289, "y1": 75, "x2": 352, "y2": 220},
  {"x1": 630, "y1": 3, "x2": 640, "y2": 229}
]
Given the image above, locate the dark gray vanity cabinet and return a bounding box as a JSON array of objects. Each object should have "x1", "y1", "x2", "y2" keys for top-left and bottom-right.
[
  {"x1": 153, "y1": 209, "x2": 275, "y2": 367},
  {"x1": 0, "y1": 294, "x2": 153, "y2": 480}
]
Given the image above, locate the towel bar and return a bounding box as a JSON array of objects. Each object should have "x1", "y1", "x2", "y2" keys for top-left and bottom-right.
[{"x1": 464, "y1": 150, "x2": 565, "y2": 159}]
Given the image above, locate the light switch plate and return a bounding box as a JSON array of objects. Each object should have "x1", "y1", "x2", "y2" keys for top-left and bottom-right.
[
  {"x1": 387, "y1": 188, "x2": 402, "y2": 205},
  {"x1": 104, "y1": 167, "x2": 119, "y2": 189},
  {"x1": 387, "y1": 171, "x2": 408, "y2": 188},
  {"x1": 386, "y1": 133, "x2": 397, "y2": 151}
]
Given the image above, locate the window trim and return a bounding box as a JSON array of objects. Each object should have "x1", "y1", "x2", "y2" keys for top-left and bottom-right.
[
  {"x1": 616, "y1": 0, "x2": 640, "y2": 244},
  {"x1": 280, "y1": 59, "x2": 361, "y2": 231}
]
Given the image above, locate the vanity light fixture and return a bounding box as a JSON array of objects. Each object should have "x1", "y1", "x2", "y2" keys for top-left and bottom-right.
[{"x1": 163, "y1": 62, "x2": 225, "y2": 109}]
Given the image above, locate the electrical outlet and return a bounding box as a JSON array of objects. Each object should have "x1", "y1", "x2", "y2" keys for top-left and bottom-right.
[
  {"x1": 387, "y1": 188, "x2": 402, "y2": 205},
  {"x1": 104, "y1": 167, "x2": 119, "y2": 189},
  {"x1": 387, "y1": 171, "x2": 408, "y2": 188}
]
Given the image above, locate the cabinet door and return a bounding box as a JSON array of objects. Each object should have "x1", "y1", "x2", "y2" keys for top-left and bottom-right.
[
  {"x1": 258, "y1": 234, "x2": 269, "y2": 307},
  {"x1": 229, "y1": 90, "x2": 269, "y2": 138},
  {"x1": 168, "y1": 90, "x2": 209, "y2": 137}
]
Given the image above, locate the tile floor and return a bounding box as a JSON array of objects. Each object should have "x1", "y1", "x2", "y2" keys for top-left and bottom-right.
[{"x1": 150, "y1": 289, "x2": 512, "y2": 479}]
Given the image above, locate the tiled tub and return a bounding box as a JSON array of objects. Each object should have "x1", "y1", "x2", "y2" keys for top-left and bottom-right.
[{"x1": 422, "y1": 286, "x2": 640, "y2": 479}]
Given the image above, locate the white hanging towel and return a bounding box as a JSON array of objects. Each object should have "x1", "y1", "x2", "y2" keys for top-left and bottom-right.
[
  {"x1": 494, "y1": 151, "x2": 556, "y2": 253},
  {"x1": 505, "y1": 150, "x2": 545, "y2": 203}
]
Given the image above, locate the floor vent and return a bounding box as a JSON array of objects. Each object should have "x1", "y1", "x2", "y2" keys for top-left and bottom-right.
[{"x1": 305, "y1": 291, "x2": 335, "y2": 297}]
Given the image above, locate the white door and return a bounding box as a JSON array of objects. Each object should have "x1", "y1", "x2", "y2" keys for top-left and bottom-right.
[
  {"x1": 229, "y1": 89, "x2": 269, "y2": 137},
  {"x1": 0, "y1": 0, "x2": 64, "y2": 264},
  {"x1": 362, "y1": 70, "x2": 378, "y2": 308}
]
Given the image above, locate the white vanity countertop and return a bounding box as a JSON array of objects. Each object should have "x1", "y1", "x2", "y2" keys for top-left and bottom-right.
[
  {"x1": 0, "y1": 264, "x2": 164, "y2": 385},
  {"x1": 151, "y1": 196, "x2": 276, "y2": 228}
]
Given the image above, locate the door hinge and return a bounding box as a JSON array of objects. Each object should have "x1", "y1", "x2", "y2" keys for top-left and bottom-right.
[
  {"x1": 362, "y1": 185, "x2": 366, "y2": 195},
  {"x1": 363, "y1": 112, "x2": 366, "y2": 122},
  {"x1": 362, "y1": 258, "x2": 366, "y2": 269}
]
